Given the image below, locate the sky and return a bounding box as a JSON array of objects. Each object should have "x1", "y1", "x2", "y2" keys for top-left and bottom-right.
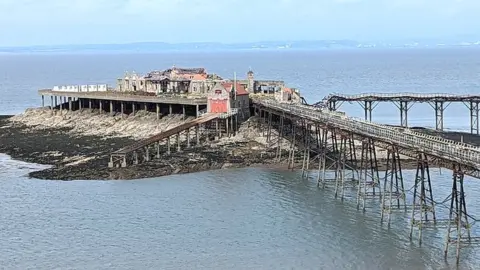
[{"x1": 1, "y1": 0, "x2": 479, "y2": 46}]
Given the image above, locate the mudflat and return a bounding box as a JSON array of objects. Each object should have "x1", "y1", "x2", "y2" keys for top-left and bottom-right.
[{"x1": 0, "y1": 109, "x2": 283, "y2": 180}]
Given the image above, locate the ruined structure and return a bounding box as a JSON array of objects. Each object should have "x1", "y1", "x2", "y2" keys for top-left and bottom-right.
[
  {"x1": 116, "y1": 67, "x2": 299, "y2": 101},
  {"x1": 117, "y1": 67, "x2": 224, "y2": 95}
]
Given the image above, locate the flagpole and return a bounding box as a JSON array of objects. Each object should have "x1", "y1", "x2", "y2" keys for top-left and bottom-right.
[{"x1": 234, "y1": 71, "x2": 237, "y2": 101}]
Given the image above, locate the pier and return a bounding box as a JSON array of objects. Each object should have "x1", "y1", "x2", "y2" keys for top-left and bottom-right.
[
  {"x1": 37, "y1": 83, "x2": 480, "y2": 264},
  {"x1": 39, "y1": 89, "x2": 207, "y2": 119},
  {"x1": 253, "y1": 97, "x2": 480, "y2": 264},
  {"x1": 318, "y1": 93, "x2": 480, "y2": 134},
  {"x1": 109, "y1": 111, "x2": 238, "y2": 167}
]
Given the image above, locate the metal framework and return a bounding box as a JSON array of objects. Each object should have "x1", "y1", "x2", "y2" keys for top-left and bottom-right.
[
  {"x1": 318, "y1": 92, "x2": 480, "y2": 133},
  {"x1": 356, "y1": 137, "x2": 381, "y2": 211},
  {"x1": 253, "y1": 98, "x2": 480, "y2": 264},
  {"x1": 381, "y1": 145, "x2": 406, "y2": 225}
]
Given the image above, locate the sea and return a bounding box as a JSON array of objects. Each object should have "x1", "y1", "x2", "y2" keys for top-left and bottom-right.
[{"x1": 1, "y1": 48, "x2": 480, "y2": 269}]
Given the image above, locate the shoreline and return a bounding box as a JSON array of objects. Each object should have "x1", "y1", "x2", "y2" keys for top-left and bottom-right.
[
  {"x1": 0, "y1": 109, "x2": 291, "y2": 180},
  {"x1": 3, "y1": 108, "x2": 471, "y2": 181}
]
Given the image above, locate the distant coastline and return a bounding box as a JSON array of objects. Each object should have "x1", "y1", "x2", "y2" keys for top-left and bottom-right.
[{"x1": 2, "y1": 40, "x2": 480, "y2": 54}]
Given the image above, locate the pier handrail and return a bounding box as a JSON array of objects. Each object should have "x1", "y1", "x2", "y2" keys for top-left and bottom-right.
[
  {"x1": 254, "y1": 99, "x2": 480, "y2": 169},
  {"x1": 39, "y1": 89, "x2": 208, "y2": 105},
  {"x1": 323, "y1": 92, "x2": 480, "y2": 102}
]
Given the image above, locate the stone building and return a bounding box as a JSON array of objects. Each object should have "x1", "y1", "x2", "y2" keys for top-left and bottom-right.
[
  {"x1": 274, "y1": 87, "x2": 302, "y2": 103},
  {"x1": 116, "y1": 66, "x2": 224, "y2": 95}
]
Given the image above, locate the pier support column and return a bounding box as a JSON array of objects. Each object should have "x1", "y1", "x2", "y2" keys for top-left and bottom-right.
[
  {"x1": 166, "y1": 137, "x2": 171, "y2": 155},
  {"x1": 196, "y1": 104, "x2": 199, "y2": 118},
  {"x1": 380, "y1": 145, "x2": 406, "y2": 224},
  {"x1": 169, "y1": 104, "x2": 172, "y2": 115},
  {"x1": 68, "y1": 97, "x2": 72, "y2": 111},
  {"x1": 145, "y1": 146, "x2": 150, "y2": 161},
  {"x1": 177, "y1": 133, "x2": 181, "y2": 152},
  {"x1": 431, "y1": 101, "x2": 448, "y2": 131},
  {"x1": 99, "y1": 100, "x2": 103, "y2": 113},
  {"x1": 144, "y1": 103, "x2": 148, "y2": 112},
  {"x1": 186, "y1": 128, "x2": 191, "y2": 148},
  {"x1": 42, "y1": 95, "x2": 44, "y2": 107},
  {"x1": 110, "y1": 101, "x2": 114, "y2": 115},
  {"x1": 79, "y1": 98, "x2": 82, "y2": 110},
  {"x1": 156, "y1": 104, "x2": 160, "y2": 120},
  {"x1": 50, "y1": 96, "x2": 53, "y2": 111},
  {"x1": 132, "y1": 102, "x2": 135, "y2": 116},
  {"x1": 196, "y1": 124, "x2": 200, "y2": 146},
  {"x1": 182, "y1": 105, "x2": 186, "y2": 120},
  {"x1": 359, "y1": 100, "x2": 376, "y2": 122},
  {"x1": 226, "y1": 118, "x2": 229, "y2": 137},
  {"x1": 59, "y1": 97, "x2": 63, "y2": 111},
  {"x1": 89, "y1": 99, "x2": 92, "y2": 110},
  {"x1": 444, "y1": 164, "x2": 472, "y2": 265},
  {"x1": 215, "y1": 119, "x2": 220, "y2": 139},
  {"x1": 54, "y1": 96, "x2": 57, "y2": 107},
  {"x1": 466, "y1": 101, "x2": 479, "y2": 135},
  {"x1": 121, "y1": 102, "x2": 124, "y2": 118},
  {"x1": 395, "y1": 101, "x2": 412, "y2": 128},
  {"x1": 133, "y1": 151, "x2": 138, "y2": 165}
]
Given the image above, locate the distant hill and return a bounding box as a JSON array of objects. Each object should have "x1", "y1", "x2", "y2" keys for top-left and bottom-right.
[
  {"x1": 1, "y1": 39, "x2": 479, "y2": 53},
  {"x1": 0, "y1": 40, "x2": 361, "y2": 53}
]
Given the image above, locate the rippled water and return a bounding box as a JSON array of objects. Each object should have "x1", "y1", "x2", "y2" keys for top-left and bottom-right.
[{"x1": 1, "y1": 49, "x2": 480, "y2": 269}]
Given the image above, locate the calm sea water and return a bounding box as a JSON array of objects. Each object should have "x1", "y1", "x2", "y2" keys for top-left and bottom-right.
[{"x1": 1, "y1": 48, "x2": 480, "y2": 269}]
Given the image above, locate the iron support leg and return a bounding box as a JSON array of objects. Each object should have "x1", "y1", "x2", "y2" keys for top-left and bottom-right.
[
  {"x1": 434, "y1": 101, "x2": 444, "y2": 131},
  {"x1": 380, "y1": 146, "x2": 406, "y2": 225},
  {"x1": 444, "y1": 165, "x2": 471, "y2": 264},
  {"x1": 409, "y1": 152, "x2": 436, "y2": 245}
]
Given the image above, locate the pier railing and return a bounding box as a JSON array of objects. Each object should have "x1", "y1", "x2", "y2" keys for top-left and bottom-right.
[
  {"x1": 324, "y1": 92, "x2": 480, "y2": 101},
  {"x1": 255, "y1": 99, "x2": 480, "y2": 169}
]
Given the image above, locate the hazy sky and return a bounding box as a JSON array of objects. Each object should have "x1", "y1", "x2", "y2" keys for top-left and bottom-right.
[{"x1": 1, "y1": 0, "x2": 479, "y2": 46}]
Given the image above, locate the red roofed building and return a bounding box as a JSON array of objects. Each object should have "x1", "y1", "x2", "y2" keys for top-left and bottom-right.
[{"x1": 207, "y1": 82, "x2": 251, "y2": 119}]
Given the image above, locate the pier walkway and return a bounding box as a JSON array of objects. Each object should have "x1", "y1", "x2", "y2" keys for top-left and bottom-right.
[
  {"x1": 256, "y1": 98, "x2": 480, "y2": 176},
  {"x1": 316, "y1": 92, "x2": 480, "y2": 133},
  {"x1": 253, "y1": 98, "x2": 480, "y2": 264},
  {"x1": 109, "y1": 113, "x2": 221, "y2": 167}
]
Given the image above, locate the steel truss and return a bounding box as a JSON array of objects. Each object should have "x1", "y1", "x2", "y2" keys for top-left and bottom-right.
[
  {"x1": 381, "y1": 145, "x2": 407, "y2": 225},
  {"x1": 409, "y1": 152, "x2": 437, "y2": 245},
  {"x1": 356, "y1": 137, "x2": 381, "y2": 211},
  {"x1": 444, "y1": 164, "x2": 480, "y2": 264}
]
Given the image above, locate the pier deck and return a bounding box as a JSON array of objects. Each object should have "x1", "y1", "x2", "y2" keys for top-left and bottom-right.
[
  {"x1": 113, "y1": 113, "x2": 218, "y2": 156},
  {"x1": 39, "y1": 89, "x2": 207, "y2": 105},
  {"x1": 108, "y1": 112, "x2": 236, "y2": 168},
  {"x1": 253, "y1": 98, "x2": 480, "y2": 263},
  {"x1": 316, "y1": 92, "x2": 480, "y2": 133}
]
